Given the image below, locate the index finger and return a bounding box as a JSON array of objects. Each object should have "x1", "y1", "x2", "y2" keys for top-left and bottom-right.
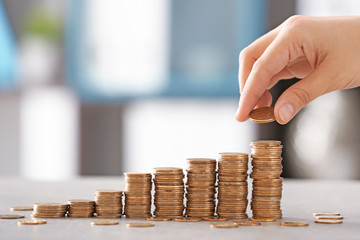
[
  {"x1": 238, "y1": 26, "x2": 281, "y2": 94},
  {"x1": 237, "y1": 32, "x2": 291, "y2": 122}
]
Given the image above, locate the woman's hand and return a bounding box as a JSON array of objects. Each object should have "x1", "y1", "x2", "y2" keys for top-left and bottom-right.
[{"x1": 236, "y1": 15, "x2": 360, "y2": 124}]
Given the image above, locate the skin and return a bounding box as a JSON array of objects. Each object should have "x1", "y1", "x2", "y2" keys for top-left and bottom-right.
[{"x1": 235, "y1": 15, "x2": 360, "y2": 124}]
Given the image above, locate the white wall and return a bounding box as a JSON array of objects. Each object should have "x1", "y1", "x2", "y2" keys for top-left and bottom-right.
[
  {"x1": 123, "y1": 99, "x2": 255, "y2": 173},
  {"x1": 0, "y1": 93, "x2": 20, "y2": 175},
  {"x1": 20, "y1": 86, "x2": 79, "y2": 180}
]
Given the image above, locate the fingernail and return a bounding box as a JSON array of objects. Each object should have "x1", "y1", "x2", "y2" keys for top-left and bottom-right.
[{"x1": 279, "y1": 104, "x2": 294, "y2": 123}]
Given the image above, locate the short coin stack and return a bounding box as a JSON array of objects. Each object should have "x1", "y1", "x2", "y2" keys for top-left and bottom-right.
[
  {"x1": 153, "y1": 167, "x2": 185, "y2": 217},
  {"x1": 217, "y1": 152, "x2": 249, "y2": 219},
  {"x1": 313, "y1": 212, "x2": 343, "y2": 224},
  {"x1": 250, "y1": 140, "x2": 283, "y2": 220},
  {"x1": 185, "y1": 158, "x2": 217, "y2": 217},
  {"x1": 67, "y1": 199, "x2": 95, "y2": 218},
  {"x1": 32, "y1": 202, "x2": 68, "y2": 218},
  {"x1": 95, "y1": 190, "x2": 123, "y2": 218},
  {"x1": 124, "y1": 173, "x2": 152, "y2": 218}
]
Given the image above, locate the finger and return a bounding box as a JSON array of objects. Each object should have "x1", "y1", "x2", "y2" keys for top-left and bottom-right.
[
  {"x1": 274, "y1": 62, "x2": 331, "y2": 124},
  {"x1": 255, "y1": 90, "x2": 273, "y2": 108},
  {"x1": 237, "y1": 32, "x2": 292, "y2": 122},
  {"x1": 267, "y1": 68, "x2": 295, "y2": 90},
  {"x1": 268, "y1": 58, "x2": 314, "y2": 90},
  {"x1": 238, "y1": 27, "x2": 281, "y2": 94},
  {"x1": 235, "y1": 91, "x2": 272, "y2": 121}
]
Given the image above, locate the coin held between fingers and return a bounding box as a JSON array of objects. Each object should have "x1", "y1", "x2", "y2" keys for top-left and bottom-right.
[{"x1": 249, "y1": 107, "x2": 276, "y2": 123}]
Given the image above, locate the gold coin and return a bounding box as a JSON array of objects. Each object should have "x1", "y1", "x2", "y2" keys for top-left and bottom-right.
[
  {"x1": 313, "y1": 212, "x2": 341, "y2": 217},
  {"x1": 316, "y1": 215, "x2": 343, "y2": 220},
  {"x1": 218, "y1": 152, "x2": 248, "y2": 158},
  {"x1": 10, "y1": 206, "x2": 33, "y2": 211},
  {"x1": 202, "y1": 216, "x2": 228, "y2": 222},
  {"x1": 34, "y1": 202, "x2": 68, "y2": 207},
  {"x1": 127, "y1": 222, "x2": 155, "y2": 227},
  {"x1": 0, "y1": 214, "x2": 25, "y2": 219},
  {"x1": 280, "y1": 221, "x2": 309, "y2": 227},
  {"x1": 314, "y1": 219, "x2": 343, "y2": 224},
  {"x1": 91, "y1": 220, "x2": 119, "y2": 225},
  {"x1": 174, "y1": 217, "x2": 202, "y2": 222},
  {"x1": 147, "y1": 217, "x2": 172, "y2": 221},
  {"x1": 186, "y1": 158, "x2": 217, "y2": 163},
  {"x1": 249, "y1": 217, "x2": 276, "y2": 222},
  {"x1": 210, "y1": 223, "x2": 238, "y2": 228},
  {"x1": 153, "y1": 167, "x2": 183, "y2": 172},
  {"x1": 250, "y1": 140, "x2": 281, "y2": 147},
  {"x1": 124, "y1": 172, "x2": 152, "y2": 177},
  {"x1": 68, "y1": 199, "x2": 94, "y2": 202},
  {"x1": 18, "y1": 219, "x2": 47, "y2": 225},
  {"x1": 217, "y1": 213, "x2": 248, "y2": 219},
  {"x1": 68, "y1": 214, "x2": 94, "y2": 218},
  {"x1": 249, "y1": 107, "x2": 275, "y2": 123},
  {"x1": 233, "y1": 220, "x2": 261, "y2": 226},
  {"x1": 95, "y1": 215, "x2": 122, "y2": 219}
]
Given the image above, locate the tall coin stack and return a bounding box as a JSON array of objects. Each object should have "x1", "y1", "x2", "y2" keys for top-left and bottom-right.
[
  {"x1": 124, "y1": 173, "x2": 152, "y2": 218},
  {"x1": 67, "y1": 199, "x2": 95, "y2": 218},
  {"x1": 153, "y1": 167, "x2": 185, "y2": 217},
  {"x1": 250, "y1": 140, "x2": 283, "y2": 220},
  {"x1": 185, "y1": 158, "x2": 217, "y2": 217},
  {"x1": 217, "y1": 152, "x2": 249, "y2": 219},
  {"x1": 32, "y1": 202, "x2": 68, "y2": 218},
  {"x1": 95, "y1": 189, "x2": 123, "y2": 218}
]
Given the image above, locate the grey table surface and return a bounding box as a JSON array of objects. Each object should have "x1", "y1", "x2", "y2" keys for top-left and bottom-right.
[{"x1": 1, "y1": 177, "x2": 359, "y2": 240}]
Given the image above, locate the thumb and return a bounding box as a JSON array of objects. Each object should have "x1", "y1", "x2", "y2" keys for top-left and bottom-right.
[{"x1": 274, "y1": 63, "x2": 331, "y2": 124}]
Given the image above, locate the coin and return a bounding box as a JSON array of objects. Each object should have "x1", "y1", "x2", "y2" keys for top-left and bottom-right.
[
  {"x1": 316, "y1": 215, "x2": 343, "y2": 220},
  {"x1": 146, "y1": 217, "x2": 172, "y2": 221},
  {"x1": 202, "y1": 216, "x2": 228, "y2": 222},
  {"x1": 313, "y1": 212, "x2": 341, "y2": 217},
  {"x1": 95, "y1": 215, "x2": 122, "y2": 219},
  {"x1": 250, "y1": 140, "x2": 281, "y2": 147},
  {"x1": 91, "y1": 220, "x2": 119, "y2": 225},
  {"x1": 174, "y1": 217, "x2": 202, "y2": 222},
  {"x1": 280, "y1": 221, "x2": 309, "y2": 227},
  {"x1": 210, "y1": 223, "x2": 238, "y2": 228},
  {"x1": 314, "y1": 219, "x2": 343, "y2": 224},
  {"x1": 18, "y1": 219, "x2": 47, "y2": 225},
  {"x1": 249, "y1": 217, "x2": 276, "y2": 222},
  {"x1": 127, "y1": 222, "x2": 155, "y2": 227},
  {"x1": 10, "y1": 206, "x2": 33, "y2": 211},
  {"x1": 233, "y1": 220, "x2": 261, "y2": 226},
  {"x1": 0, "y1": 214, "x2": 25, "y2": 219},
  {"x1": 249, "y1": 107, "x2": 275, "y2": 123}
]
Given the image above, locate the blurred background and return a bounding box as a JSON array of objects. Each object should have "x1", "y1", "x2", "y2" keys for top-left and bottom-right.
[{"x1": 0, "y1": 0, "x2": 359, "y2": 180}]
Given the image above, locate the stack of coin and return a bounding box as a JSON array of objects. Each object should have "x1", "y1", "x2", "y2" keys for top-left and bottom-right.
[
  {"x1": 185, "y1": 158, "x2": 217, "y2": 217},
  {"x1": 32, "y1": 202, "x2": 68, "y2": 218},
  {"x1": 153, "y1": 167, "x2": 185, "y2": 217},
  {"x1": 124, "y1": 173, "x2": 152, "y2": 218},
  {"x1": 95, "y1": 190, "x2": 123, "y2": 218},
  {"x1": 250, "y1": 140, "x2": 283, "y2": 220},
  {"x1": 217, "y1": 152, "x2": 249, "y2": 219},
  {"x1": 67, "y1": 199, "x2": 95, "y2": 218}
]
